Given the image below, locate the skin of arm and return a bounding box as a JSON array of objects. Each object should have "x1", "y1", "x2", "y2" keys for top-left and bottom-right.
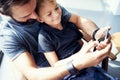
[
  {"x1": 13, "y1": 51, "x2": 69, "y2": 80},
  {"x1": 12, "y1": 40, "x2": 111, "y2": 80},
  {"x1": 69, "y1": 13, "x2": 111, "y2": 49},
  {"x1": 69, "y1": 14, "x2": 98, "y2": 37},
  {"x1": 54, "y1": 39, "x2": 112, "y2": 70},
  {"x1": 44, "y1": 51, "x2": 59, "y2": 66},
  {"x1": 44, "y1": 51, "x2": 77, "y2": 67},
  {"x1": 69, "y1": 14, "x2": 111, "y2": 39}
]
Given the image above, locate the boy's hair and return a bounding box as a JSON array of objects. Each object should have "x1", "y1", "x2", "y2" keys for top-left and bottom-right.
[
  {"x1": 0, "y1": 0, "x2": 30, "y2": 16},
  {"x1": 36, "y1": 0, "x2": 55, "y2": 15}
]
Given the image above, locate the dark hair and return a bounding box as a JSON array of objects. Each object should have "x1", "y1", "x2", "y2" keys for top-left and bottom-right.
[
  {"x1": 36, "y1": 0, "x2": 45, "y2": 15},
  {"x1": 0, "y1": 0, "x2": 30, "y2": 16}
]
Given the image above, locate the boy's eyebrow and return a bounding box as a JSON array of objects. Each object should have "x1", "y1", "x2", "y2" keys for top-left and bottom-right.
[{"x1": 43, "y1": 4, "x2": 58, "y2": 14}]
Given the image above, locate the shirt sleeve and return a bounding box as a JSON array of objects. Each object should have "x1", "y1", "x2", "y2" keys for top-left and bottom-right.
[
  {"x1": 60, "y1": 5, "x2": 72, "y2": 23},
  {"x1": 0, "y1": 29, "x2": 26, "y2": 61},
  {"x1": 38, "y1": 32, "x2": 54, "y2": 53}
]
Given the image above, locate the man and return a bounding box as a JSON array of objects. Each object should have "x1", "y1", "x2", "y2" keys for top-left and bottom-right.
[{"x1": 0, "y1": 0, "x2": 112, "y2": 80}]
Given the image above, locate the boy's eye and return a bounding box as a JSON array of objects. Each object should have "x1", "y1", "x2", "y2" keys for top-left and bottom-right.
[
  {"x1": 55, "y1": 7, "x2": 59, "y2": 10},
  {"x1": 47, "y1": 12, "x2": 51, "y2": 16}
]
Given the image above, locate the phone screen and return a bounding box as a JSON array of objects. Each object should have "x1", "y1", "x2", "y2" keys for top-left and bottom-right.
[
  {"x1": 93, "y1": 29, "x2": 110, "y2": 51},
  {"x1": 98, "y1": 29, "x2": 110, "y2": 42}
]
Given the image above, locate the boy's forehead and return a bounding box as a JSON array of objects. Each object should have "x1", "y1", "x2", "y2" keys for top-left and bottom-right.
[
  {"x1": 39, "y1": 2, "x2": 58, "y2": 12},
  {"x1": 40, "y1": 0, "x2": 56, "y2": 5}
]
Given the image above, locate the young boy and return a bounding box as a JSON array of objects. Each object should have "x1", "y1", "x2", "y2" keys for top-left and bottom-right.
[{"x1": 36, "y1": 0, "x2": 83, "y2": 67}]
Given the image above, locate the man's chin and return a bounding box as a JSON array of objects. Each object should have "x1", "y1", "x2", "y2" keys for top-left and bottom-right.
[{"x1": 14, "y1": 19, "x2": 37, "y2": 25}]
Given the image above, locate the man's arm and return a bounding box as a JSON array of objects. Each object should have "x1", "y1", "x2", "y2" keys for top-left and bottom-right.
[
  {"x1": 69, "y1": 14, "x2": 111, "y2": 42},
  {"x1": 13, "y1": 51, "x2": 69, "y2": 80},
  {"x1": 69, "y1": 14, "x2": 98, "y2": 37},
  {"x1": 12, "y1": 40, "x2": 111, "y2": 80}
]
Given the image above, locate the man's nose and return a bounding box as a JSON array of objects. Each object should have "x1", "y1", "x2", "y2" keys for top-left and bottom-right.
[{"x1": 30, "y1": 12, "x2": 39, "y2": 20}]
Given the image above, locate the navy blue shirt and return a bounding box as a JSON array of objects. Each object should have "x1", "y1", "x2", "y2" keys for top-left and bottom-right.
[{"x1": 38, "y1": 12, "x2": 83, "y2": 60}]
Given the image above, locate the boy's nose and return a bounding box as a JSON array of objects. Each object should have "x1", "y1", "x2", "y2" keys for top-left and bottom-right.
[{"x1": 53, "y1": 11, "x2": 59, "y2": 17}]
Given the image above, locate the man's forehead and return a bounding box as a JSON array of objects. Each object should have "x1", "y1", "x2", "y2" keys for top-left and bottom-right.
[{"x1": 11, "y1": 0, "x2": 36, "y2": 17}]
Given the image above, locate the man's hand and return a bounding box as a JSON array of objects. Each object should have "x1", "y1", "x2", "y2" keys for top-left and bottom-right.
[{"x1": 72, "y1": 40, "x2": 112, "y2": 70}]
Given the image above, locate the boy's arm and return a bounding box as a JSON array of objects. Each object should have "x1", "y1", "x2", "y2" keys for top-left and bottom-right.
[
  {"x1": 44, "y1": 51, "x2": 59, "y2": 66},
  {"x1": 69, "y1": 14, "x2": 98, "y2": 37}
]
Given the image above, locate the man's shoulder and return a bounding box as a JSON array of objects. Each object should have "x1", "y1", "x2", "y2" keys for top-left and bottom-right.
[{"x1": 0, "y1": 22, "x2": 18, "y2": 39}]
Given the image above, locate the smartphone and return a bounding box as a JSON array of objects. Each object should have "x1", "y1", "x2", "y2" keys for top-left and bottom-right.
[
  {"x1": 104, "y1": 29, "x2": 110, "y2": 40},
  {"x1": 98, "y1": 29, "x2": 110, "y2": 42},
  {"x1": 93, "y1": 29, "x2": 110, "y2": 51}
]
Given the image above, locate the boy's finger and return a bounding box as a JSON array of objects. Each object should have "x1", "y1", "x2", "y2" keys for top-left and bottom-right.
[
  {"x1": 81, "y1": 41, "x2": 98, "y2": 53},
  {"x1": 94, "y1": 43, "x2": 112, "y2": 58}
]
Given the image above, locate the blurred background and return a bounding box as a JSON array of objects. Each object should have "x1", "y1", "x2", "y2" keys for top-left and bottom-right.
[{"x1": 57, "y1": 0, "x2": 120, "y2": 79}]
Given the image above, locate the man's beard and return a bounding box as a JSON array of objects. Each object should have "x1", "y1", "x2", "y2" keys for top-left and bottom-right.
[{"x1": 13, "y1": 18, "x2": 37, "y2": 25}]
